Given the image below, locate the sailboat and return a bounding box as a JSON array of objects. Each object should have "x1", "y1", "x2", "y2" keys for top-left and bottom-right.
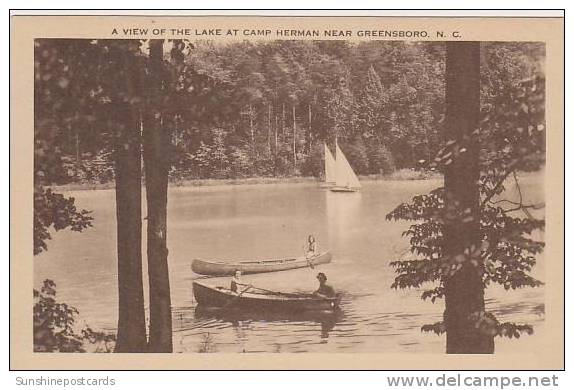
[
  {"x1": 330, "y1": 140, "x2": 361, "y2": 193},
  {"x1": 322, "y1": 142, "x2": 336, "y2": 188}
]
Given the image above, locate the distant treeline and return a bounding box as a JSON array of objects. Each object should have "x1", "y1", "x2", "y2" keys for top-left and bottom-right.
[{"x1": 42, "y1": 40, "x2": 543, "y2": 184}]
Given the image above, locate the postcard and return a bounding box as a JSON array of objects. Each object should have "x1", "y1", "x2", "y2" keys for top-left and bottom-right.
[{"x1": 10, "y1": 11, "x2": 564, "y2": 370}]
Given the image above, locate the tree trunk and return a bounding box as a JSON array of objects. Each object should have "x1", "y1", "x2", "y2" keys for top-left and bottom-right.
[
  {"x1": 308, "y1": 104, "x2": 312, "y2": 153},
  {"x1": 292, "y1": 105, "x2": 297, "y2": 170},
  {"x1": 144, "y1": 39, "x2": 173, "y2": 353},
  {"x1": 113, "y1": 59, "x2": 147, "y2": 352},
  {"x1": 443, "y1": 41, "x2": 494, "y2": 354},
  {"x1": 281, "y1": 102, "x2": 285, "y2": 139},
  {"x1": 274, "y1": 109, "x2": 278, "y2": 157},
  {"x1": 425, "y1": 127, "x2": 432, "y2": 164},
  {"x1": 267, "y1": 103, "x2": 272, "y2": 156},
  {"x1": 249, "y1": 104, "x2": 255, "y2": 149},
  {"x1": 75, "y1": 131, "x2": 81, "y2": 179}
]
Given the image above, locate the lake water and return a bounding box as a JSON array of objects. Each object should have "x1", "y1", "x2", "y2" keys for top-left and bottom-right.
[{"x1": 35, "y1": 177, "x2": 545, "y2": 353}]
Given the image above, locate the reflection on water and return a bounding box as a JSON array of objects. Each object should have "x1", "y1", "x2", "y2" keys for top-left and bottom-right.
[
  {"x1": 194, "y1": 305, "x2": 343, "y2": 342},
  {"x1": 35, "y1": 178, "x2": 545, "y2": 353},
  {"x1": 326, "y1": 190, "x2": 362, "y2": 247},
  {"x1": 197, "y1": 332, "x2": 217, "y2": 353}
]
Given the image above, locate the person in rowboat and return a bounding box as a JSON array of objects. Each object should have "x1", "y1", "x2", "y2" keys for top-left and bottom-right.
[
  {"x1": 313, "y1": 272, "x2": 336, "y2": 298},
  {"x1": 230, "y1": 270, "x2": 247, "y2": 294}
]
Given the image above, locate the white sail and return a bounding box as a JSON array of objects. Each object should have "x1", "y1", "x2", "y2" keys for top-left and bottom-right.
[
  {"x1": 335, "y1": 141, "x2": 361, "y2": 189},
  {"x1": 324, "y1": 142, "x2": 336, "y2": 184}
]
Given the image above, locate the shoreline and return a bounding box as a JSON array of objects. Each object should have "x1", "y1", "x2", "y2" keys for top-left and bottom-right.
[
  {"x1": 47, "y1": 169, "x2": 542, "y2": 193},
  {"x1": 48, "y1": 172, "x2": 442, "y2": 192}
]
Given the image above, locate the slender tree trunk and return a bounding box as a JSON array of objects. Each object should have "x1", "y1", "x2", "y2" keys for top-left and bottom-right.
[
  {"x1": 144, "y1": 39, "x2": 173, "y2": 353},
  {"x1": 281, "y1": 102, "x2": 285, "y2": 140},
  {"x1": 75, "y1": 131, "x2": 81, "y2": 179},
  {"x1": 113, "y1": 48, "x2": 147, "y2": 351},
  {"x1": 308, "y1": 104, "x2": 312, "y2": 153},
  {"x1": 267, "y1": 103, "x2": 272, "y2": 156},
  {"x1": 292, "y1": 105, "x2": 297, "y2": 170},
  {"x1": 443, "y1": 41, "x2": 493, "y2": 354},
  {"x1": 425, "y1": 127, "x2": 432, "y2": 164},
  {"x1": 249, "y1": 104, "x2": 255, "y2": 149},
  {"x1": 274, "y1": 109, "x2": 278, "y2": 157}
]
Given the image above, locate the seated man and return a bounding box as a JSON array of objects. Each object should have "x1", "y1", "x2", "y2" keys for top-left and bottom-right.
[{"x1": 313, "y1": 272, "x2": 335, "y2": 298}]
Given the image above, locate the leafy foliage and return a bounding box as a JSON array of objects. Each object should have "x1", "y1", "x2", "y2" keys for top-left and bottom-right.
[
  {"x1": 422, "y1": 317, "x2": 533, "y2": 339},
  {"x1": 34, "y1": 188, "x2": 93, "y2": 255},
  {"x1": 34, "y1": 280, "x2": 115, "y2": 352}
]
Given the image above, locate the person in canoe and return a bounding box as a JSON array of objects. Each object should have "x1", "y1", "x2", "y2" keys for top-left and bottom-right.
[
  {"x1": 313, "y1": 272, "x2": 336, "y2": 298},
  {"x1": 306, "y1": 234, "x2": 318, "y2": 258},
  {"x1": 230, "y1": 270, "x2": 247, "y2": 294}
]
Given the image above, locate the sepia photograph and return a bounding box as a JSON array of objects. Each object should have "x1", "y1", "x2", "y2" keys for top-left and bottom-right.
[{"x1": 10, "y1": 13, "x2": 564, "y2": 370}]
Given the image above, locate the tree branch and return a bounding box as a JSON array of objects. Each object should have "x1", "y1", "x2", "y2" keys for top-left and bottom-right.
[
  {"x1": 480, "y1": 159, "x2": 521, "y2": 208},
  {"x1": 488, "y1": 172, "x2": 544, "y2": 218}
]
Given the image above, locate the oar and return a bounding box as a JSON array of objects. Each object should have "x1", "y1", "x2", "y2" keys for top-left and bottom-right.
[
  {"x1": 247, "y1": 286, "x2": 283, "y2": 295},
  {"x1": 220, "y1": 284, "x2": 253, "y2": 310},
  {"x1": 248, "y1": 285, "x2": 297, "y2": 296},
  {"x1": 248, "y1": 285, "x2": 312, "y2": 299}
]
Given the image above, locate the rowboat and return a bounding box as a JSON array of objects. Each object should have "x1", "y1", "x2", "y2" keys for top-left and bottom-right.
[
  {"x1": 191, "y1": 251, "x2": 332, "y2": 276},
  {"x1": 193, "y1": 281, "x2": 341, "y2": 313}
]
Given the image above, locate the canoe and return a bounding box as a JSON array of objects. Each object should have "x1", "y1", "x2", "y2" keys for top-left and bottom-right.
[
  {"x1": 193, "y1": 281, "x2": 341, "y2": 313},
  {"x1": 191, "y1": 251, "x2": 332, "y2": 276}
]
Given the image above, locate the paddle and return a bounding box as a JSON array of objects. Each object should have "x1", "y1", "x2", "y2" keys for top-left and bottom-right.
[
  {"x1": 302, "y1": 244, "x2": 317, "y2": 270},
  {"x1": 306, "y1": 256, "x2": 316, "y2": 269}
]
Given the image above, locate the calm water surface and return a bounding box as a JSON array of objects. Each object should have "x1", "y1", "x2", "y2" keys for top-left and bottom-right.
[{"x1": 35, "y1": 178, "x2": 545, "y2": 353}]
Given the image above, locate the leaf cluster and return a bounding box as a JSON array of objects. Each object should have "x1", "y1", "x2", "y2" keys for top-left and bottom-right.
[{"x1": 33, "y1": 279, "x2": 115, "y2": 352}]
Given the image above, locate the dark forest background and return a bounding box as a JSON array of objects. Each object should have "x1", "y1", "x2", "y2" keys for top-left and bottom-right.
[{"x1": 37, "y1": 40, "x2": 544, "y2": 185}]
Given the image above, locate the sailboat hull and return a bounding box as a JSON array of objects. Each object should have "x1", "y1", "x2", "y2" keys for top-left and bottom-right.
[{"x1": 330, "y1": 186, "x2": 360, "y2": 193}]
